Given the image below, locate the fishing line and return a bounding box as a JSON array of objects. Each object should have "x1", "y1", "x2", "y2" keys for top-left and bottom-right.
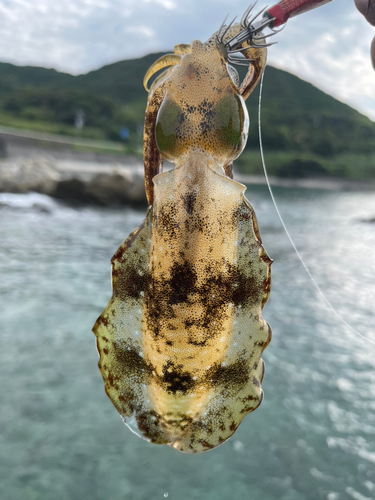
[{"x1": 257, "y1": 70, "x2": 375, "y2": 346}]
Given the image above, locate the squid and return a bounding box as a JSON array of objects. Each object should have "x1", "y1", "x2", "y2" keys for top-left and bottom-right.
[{"x1": 93, "y1": 6, "x2": 272, "y2": 454}]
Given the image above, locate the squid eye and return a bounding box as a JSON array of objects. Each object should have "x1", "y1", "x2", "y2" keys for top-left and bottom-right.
[
  {"x1": 214, "y1": 93, "x2": 246, "y2": 148},
  {"x1": 155, "y1": 98, "x2": 183, "y2": 157}
]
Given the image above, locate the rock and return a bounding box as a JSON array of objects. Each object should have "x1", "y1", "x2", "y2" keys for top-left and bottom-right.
[
  {"x1": 0, "y1": 156, "x2": 147, "y2": 207},
  {"x1": 52, "y1": 178, "x2": 100, "y2": 205},
  {"x1": 86, "y1": 168, "x2": 147, "y2": 206},
  {"x1": 0, "y1": 156, "x2": 60, "y2": 194},
  {"x1": 126, "y1": 172, "x2": 148, "y2": 204}
]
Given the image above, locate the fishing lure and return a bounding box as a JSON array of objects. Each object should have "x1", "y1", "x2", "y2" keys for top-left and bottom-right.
[{"x1": 93, "y1": 0, "x2": 333, "y2": 453}]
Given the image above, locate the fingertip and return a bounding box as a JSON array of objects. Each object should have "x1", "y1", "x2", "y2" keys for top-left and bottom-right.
[{"x1": 354, "y1": 0, "x2": 375, "y2": 25}]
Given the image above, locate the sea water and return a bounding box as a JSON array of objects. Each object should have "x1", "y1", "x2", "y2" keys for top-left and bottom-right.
[{"x1": 1, "y1": 186, "x2": 374, "y2": 500}]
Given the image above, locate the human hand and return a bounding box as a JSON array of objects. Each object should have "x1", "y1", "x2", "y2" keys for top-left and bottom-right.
[{"x1": 354, "y1": 0, "x2": 375, "y2": 69}]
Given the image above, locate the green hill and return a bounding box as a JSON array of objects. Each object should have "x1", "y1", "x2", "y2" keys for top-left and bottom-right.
[
  {"x1": 0, "y1": 54, "x2": 374, "y2": 179},
  {"x1": 0, "y1": 62, "x2": 75, "y2": 93}
]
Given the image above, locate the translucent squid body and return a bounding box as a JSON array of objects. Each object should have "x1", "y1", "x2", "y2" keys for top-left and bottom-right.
[{"x1": 93, "y1": 11, "x2": 272, "y2": 454}]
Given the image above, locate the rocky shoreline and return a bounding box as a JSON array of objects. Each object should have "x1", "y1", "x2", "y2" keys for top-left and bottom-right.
[
  {"x1": 0, "y1": 156, "x2": 148, "y2": 207},
  {"x1": 1, "y1": 156, "x2": 375, "y2": 209}
]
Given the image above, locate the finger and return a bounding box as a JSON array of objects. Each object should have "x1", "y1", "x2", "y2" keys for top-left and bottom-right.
[{"x1": 354, "y1": 0, "x2": 375, "y2": 25}]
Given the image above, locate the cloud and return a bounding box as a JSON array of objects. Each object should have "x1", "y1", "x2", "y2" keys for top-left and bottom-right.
[
  {"x1": 145, "y1": 0, "x2": 176, "y2": 9},
  {"x1": 267, "y1": 1, "x2": 375, "y2": 120},
  {"x1": 0, "y1": 0, "x2": 374, "y2": 120}
]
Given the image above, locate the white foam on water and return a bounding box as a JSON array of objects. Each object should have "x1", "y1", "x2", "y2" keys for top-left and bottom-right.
[{"x1": 0, "y1": 191, "x2": 58, "y2": 212}]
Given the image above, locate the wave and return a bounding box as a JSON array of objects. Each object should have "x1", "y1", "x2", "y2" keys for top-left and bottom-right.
[{"x1": 0, "y1": 192, "x2": 59, "y2": 212}]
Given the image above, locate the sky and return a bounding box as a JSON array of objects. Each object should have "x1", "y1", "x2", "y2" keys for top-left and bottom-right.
[{"x1": 0, "y1": 0, "x2": 374, "y2": 120}]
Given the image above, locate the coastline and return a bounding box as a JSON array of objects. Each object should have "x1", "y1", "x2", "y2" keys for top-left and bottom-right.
[
  {"x1": 55, "y1": 159, "x2": 375, "y2": 193},
  {"x1": 1, "y1": 155, "x2": 375, "y2": 210},
  {"x1": 1, "y1": 127, "x2": 374, "y2": 197}
]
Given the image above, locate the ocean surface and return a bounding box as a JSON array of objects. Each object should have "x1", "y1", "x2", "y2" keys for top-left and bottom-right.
[{"x1": 1, "y1": 185, "x2": 375, "y2": 500}]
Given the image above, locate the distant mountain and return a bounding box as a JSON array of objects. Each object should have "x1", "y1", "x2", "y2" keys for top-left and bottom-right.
[
  {"x1": 0, "y1": 55, "x2": 374, "y2": 178},
  {"x1": 70, "y1": 53, "x2": 165, "y2": 105},
  {"x1": 0, "y1": 62, "x2": 75, "y2": 94}
]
